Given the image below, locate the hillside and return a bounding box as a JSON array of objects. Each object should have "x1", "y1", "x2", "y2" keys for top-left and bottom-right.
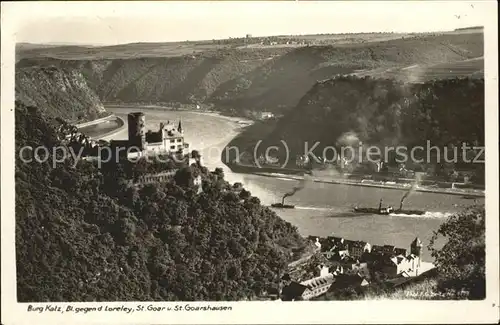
[
  {"x1": 15, "y1": 101, "x2": 306, "y2": 301},
  {"x1": 16, "y1": 31, "x2": 483, "y2": 117},
  {"x1": 230, "y1": 75, "x2": 484, "y2": 178},
  {"x1": 15, "y1": 66, "x2": 107, "y2": 122}
]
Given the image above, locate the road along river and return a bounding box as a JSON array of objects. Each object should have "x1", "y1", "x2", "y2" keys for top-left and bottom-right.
[{"x1": 100, "y1": 106, "x2": 483, "y2": 260}]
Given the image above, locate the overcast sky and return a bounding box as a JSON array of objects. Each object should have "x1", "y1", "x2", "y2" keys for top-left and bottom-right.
[{"x1": 4, "y1": 1, "x2": 490, "y2": 45}]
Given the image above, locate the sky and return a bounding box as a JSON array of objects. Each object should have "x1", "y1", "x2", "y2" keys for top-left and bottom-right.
[{"x1": 3, "y1": 1, "x2": 492, "y2": 45}]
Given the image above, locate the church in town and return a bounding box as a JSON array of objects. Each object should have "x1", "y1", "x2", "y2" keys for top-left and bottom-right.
[{"x1": 279, "y1": 236, "x2": 428, "y2": 301}]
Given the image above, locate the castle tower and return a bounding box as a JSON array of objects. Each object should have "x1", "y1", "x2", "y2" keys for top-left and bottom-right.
[{"x1": 127, "y1": 112, "x2": 146, "y2": 151}]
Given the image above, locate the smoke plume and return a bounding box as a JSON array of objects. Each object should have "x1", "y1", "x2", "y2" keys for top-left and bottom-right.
[
  {"x1": 335, "y1": 131, "x2": 363, "y2": 167},
  {"x1": 399, "y1": 172, "x2": 424, "y2": 210},
  {"x1": 282, "y1": 173, "x2": 312, "y2": 203},
  {"x1": 336, "y1": 131, "x2": 360, "y2": 147},
  {"x1": 283, "y1": 184, "x2": 304, "y2": 200}
]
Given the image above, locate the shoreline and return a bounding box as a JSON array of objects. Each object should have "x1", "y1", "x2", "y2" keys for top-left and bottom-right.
[
  {"x1": 91, "y1": 116, "x2": 126, "y2": 140},
  {"x1": 74, "y1": 113, "x2": 117, "y2": 129},
  {"x1": 261, "y1": 172, "x2": 484, "y2": 197},
  {"x1": 78, "y1": 115, "x2": 127, "y2": 141},
  {"x1": 103, "y1": 103, "x2": 254, "y2": 125},
  {"x1": 227, "y1": 164, "x2": 484, "y2": 198},
  {"x1": 88, "y1": 105, "x2": 483, "y2": 198},
  {"x1": 82, "y1": 105, "x2": 456, "y2": 272}
]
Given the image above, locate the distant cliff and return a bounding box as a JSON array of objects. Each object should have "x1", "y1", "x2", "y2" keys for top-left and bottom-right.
[
  {"x1": 256, "y1": 76, "x2": 484, "y2": 172},
  {"x1": 15, "y1": 66, "x2": 106, "y2": 122},
  {"x1": 16, "y1": 31, "x2": 484, "y2": 118}
]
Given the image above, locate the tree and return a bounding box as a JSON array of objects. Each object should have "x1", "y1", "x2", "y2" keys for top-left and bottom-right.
[
  {"x1": 239, "y1": 189, "x2": 251, "y2": 200},
  {"x1": 15, "y1": 101, "x2": 308, "y2": 302},
  {"x1": 214, "y1": 167, "x2": 225, "y2": 179},
  {"x1": 428, "y1": 205, "x2": 485, "y2": 299},
  {"x1": 174, "y1": 167, "x2": 193, "y2": 187},
  {"x1": 191, "y1": 150, "x2": 201, "y2": 159}
]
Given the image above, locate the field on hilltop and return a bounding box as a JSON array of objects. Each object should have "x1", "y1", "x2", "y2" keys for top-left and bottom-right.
[
  {"x1": 17, "y1": 29, "x2": 482, "y2": 60},
  {"x1": 16, "y1": 33, "x2": 410, "y2": 61},
  {"x1": 16, "y1": 30, "x2": 484, "y2": 121},
  {"x1": 401, "y1": 56, "x2": 484, "y2": 82}
]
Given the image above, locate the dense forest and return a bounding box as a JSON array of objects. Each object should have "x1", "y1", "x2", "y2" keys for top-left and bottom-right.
[{"x1": 15, "y1": 101, "x2": 306, "y2": 301}]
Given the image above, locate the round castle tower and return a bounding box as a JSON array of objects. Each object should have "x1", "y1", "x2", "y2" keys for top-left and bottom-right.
[{"x1": 127, "y1": 112, "x2": 146, "y2": 151}]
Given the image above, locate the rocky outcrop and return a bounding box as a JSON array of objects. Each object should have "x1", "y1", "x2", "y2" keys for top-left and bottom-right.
[
  {"x1": 258, "y1": 76, "x2": 484, "y2": 169},
  {"x1": 15, "y1": 66, "x2": 106, "y2": 122}
]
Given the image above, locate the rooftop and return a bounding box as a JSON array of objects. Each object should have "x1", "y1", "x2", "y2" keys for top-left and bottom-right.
[{"x1": 301, "y1": 274, "x2": 334, "y2": 290}]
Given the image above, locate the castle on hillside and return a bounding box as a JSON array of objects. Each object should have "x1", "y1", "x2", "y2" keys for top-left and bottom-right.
[{"x1": 110, "y1": 112, "x2": 190, "y2": 158}]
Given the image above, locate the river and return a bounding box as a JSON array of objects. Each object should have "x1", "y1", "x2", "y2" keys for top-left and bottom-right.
[{"x1": 100, "y1": 106, "x2": 483, "y2": 259}]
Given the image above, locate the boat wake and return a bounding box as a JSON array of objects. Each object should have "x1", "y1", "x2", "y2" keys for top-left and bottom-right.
[
  {"x1": 275, "y1": 177, "x2": 296, "y2": 181},
  {"x1": 294, "y1": 206, "x2": 334, "y2": 211},
  {"x1": 389, "y1": 211, "x2": 453, "y2": 219}
]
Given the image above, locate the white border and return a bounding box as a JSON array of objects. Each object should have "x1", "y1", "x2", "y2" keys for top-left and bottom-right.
[{"x1": 1, "y1": 1, "x2": 499, "y2": 324}]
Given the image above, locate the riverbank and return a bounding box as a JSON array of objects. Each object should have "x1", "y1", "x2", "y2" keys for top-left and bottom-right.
[
  {"x1": 78, "y1": 115, "x2": 126, "y2": 140},
  {"x1": 74, "y1": 113, "x2": 117, "y2": 128},
  {"x1": 90, "y1": 106, "x2": 483, "y2": 199},
  {"x1": 93, "y1": 116, "x2": 126, "y2": 140},
  {"x1": 104, "y1": 103, "x2": 254, "y2": 125},
  {"x1": 227, "y1": 163, "x2": 484, "y2": 198},
  {"x1": 99, "y1": 104, "x2": 475, "y2": 263}
]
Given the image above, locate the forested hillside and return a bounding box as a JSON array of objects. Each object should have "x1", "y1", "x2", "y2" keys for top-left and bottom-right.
[
  {"x1": 15, "y1": 102, "x2": 306, "y2": 301},
  {"x1": 15, "y1": 66, "x2": 107, "y2": 123},
  {"x1": 16, "y1": 32, "x2": 483, "y2": 118},
  {"x1": 245, "y1": 76, "x2": 484, "y2": 178}
]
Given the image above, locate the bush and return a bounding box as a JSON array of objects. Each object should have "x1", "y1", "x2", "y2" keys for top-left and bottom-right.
[{"x1": 429, "y1": 205, "x2": 485, "y2": 299}]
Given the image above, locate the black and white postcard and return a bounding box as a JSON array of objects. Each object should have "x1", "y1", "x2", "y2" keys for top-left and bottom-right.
[{"x1": 1, "y1": 1, "x2": 499, "y2": 324}]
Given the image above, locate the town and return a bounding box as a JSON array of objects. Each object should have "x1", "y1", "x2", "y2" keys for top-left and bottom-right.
[{"x1": 279, "y1": 235, "x2": 435, "y2": 301}]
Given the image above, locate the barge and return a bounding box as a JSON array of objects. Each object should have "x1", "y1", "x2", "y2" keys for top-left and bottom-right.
[{"x1": 353, "y1": 199, "x2": 425, "y2": 216}]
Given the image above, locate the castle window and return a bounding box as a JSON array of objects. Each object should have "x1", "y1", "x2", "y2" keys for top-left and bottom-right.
[
  {"x1": 170, "y1": 146, "x2": 176, "y2": 150},
  {"x1": 170, "y1": 139, "x2": 175, "y2": 143},
  {"x1": 177, "y1": 139, "x2": 182, "y2": 142}
]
